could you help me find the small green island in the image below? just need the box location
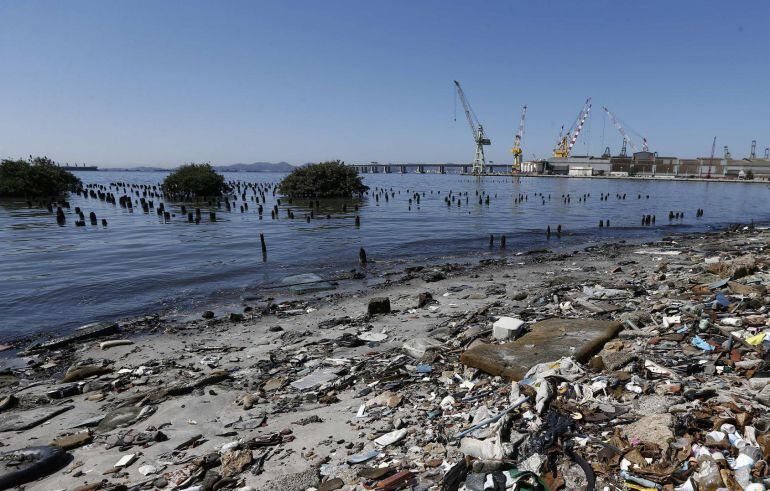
[278,160,368,198]
[0,157,82,198]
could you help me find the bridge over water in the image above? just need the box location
[350,163,512,174]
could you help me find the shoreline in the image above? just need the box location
[1,220,742,348]
[5,169,770,345]
[1,225,769,489]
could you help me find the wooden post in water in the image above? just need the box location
[355,215,360,227]
[500,235,506,248]
[260,233,267,261]
[359,247,367,266]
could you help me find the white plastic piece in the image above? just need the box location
[374,429,407,447]
[492,317,524,340]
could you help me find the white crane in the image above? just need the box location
[454,80,490,174]
[602,106,649,156]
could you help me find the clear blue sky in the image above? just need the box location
[1,1,768,167]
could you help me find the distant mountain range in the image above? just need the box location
[214,162,296,172]
[106,162,299,172]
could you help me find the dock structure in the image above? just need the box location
[351,153,770,180]
[351,163,512,175]
[546,152,770,179]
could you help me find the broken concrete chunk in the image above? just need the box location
[707,254,756,279]
[221,449,252,478]
[510,291,528,301]
[402,337,443,359]
[460,318,622,380]
[318,477,345,491]
[621,413,674,450]
[367,297,391,316]
[417,292,435,308]
[290,369,337,390]
[51,430,92,450]
[266,468,321,491]
[421,270,446,282]
[263,376,287,391]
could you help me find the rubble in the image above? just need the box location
[3,227,770,489]
[367,297,392,316]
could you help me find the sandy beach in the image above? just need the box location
[2,225,770,490]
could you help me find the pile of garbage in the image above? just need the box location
[2,227,770,490]
[302,230,770,490]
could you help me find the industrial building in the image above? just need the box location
[523,152,770,179]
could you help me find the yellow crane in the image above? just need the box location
[553,98,591,158]
[510,105,527,172]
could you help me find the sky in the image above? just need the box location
[1,1,768,167]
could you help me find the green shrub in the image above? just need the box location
[746,169,754,180]
[278,160,368,198]
[162,163,227,198]
[0,157,82,197]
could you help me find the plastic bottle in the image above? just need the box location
[694,454,723,491]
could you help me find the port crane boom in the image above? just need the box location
[602,106,649,156]
[453,80,490,174]
[553,98,592,158]
[510,105,527,170]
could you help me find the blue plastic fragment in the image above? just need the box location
[415,364,433,373]
[715,293,730,308]
[692,335,715,351]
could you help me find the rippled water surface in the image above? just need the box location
[2,170,769,340]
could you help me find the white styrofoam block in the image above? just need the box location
[492,317,525,340]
